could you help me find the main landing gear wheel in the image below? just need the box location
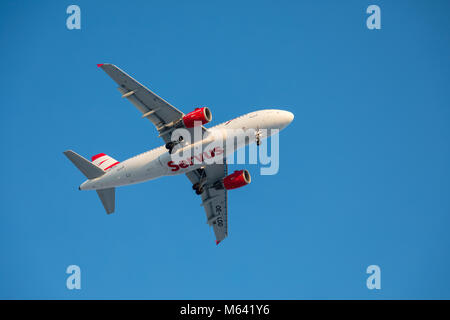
[165,136,184,154]
[165,142,175,154]
[193,182,204,195]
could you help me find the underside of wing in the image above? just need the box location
[98,64,188,141]
[186,163,228,244]
[98,64,210,144]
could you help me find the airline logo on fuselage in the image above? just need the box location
[167,147,224,172]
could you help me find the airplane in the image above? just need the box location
[63,64,294,245]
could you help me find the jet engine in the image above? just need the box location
[182,107,212,128]
[223,170,251,190]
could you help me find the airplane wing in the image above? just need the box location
[186,163,228,244]
[98,63,207,143]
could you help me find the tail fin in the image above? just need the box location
[63,150,105,179]
[91,153,120,171]
[63,150,116,214]
[96,188,115,214]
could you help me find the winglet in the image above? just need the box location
[215,240,221,245]
[97,63,104,68]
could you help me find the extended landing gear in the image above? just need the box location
[192,182,204,195]
[256,129,262,146]
[165,136,184,154]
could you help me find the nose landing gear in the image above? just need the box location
[256,129,262,146]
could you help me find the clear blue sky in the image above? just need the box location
[1,0,449,299]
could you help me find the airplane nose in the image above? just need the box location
[285,111,294,123]
[280,111,294,128]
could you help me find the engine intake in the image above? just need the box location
[223,170,251,190]
[182,107,212,128]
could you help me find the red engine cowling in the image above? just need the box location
[182,107,212,128]
[223,170,251,190]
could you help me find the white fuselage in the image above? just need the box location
[79,109,294,190]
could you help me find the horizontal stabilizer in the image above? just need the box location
[96,188,115,214]
[63,150,105,179]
